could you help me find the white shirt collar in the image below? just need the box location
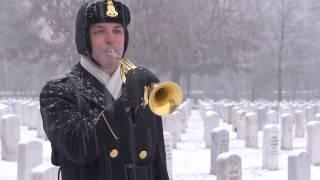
[80,57,122,99]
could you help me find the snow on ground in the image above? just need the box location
[172,109,320,180]
[0,109,319,180]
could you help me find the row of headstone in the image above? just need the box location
[162,100,191,148]
[209,125,314,180]
[1,100,46,139]
[162,99,193,179]
[203,100,320,147]
[13,100,43,134]
[1,98,122,180]
[220,100,319,126]
[200,99,320,172]
[0,107,59,178]
[0,103,50,180]
[1,108,47,162]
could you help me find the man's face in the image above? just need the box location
[89,22,125,71]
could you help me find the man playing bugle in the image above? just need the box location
[40,1,169,179]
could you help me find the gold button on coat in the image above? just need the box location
[109,149,118,158]
[139,150,148,159]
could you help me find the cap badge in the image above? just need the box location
[106,0,119,17]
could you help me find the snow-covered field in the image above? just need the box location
[1,109,319,180]
[172,110,320,180]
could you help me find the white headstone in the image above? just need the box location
[163,132,173,180]
[1,114,21,161]
[177,101,190,132]
[197,102,207,121]
[306,121,320,165]
[281,113,294,150]
[245,112,258,148]
[294,110,306,137]
[257,106,267,130]
[288,151,310,180]
[227,104,234,124]
[21,102,30,126]
[0,103,12,115]
[315,113,320,122]
[0,104,12,135]
[31,163,60,180]
[262,124,279,170]
[231,106,240,131]
[216,152,242,180]
[162,111,182,148]
[222,104,230,123]
[267,110,278,124]
[15,102,24,120]
[210,128,229,175]
[306,106,315,122]
[37,105,47,139]
[28,103,39,130]
[280,106,291,117]
[17,139,43,180]
[204,110,219,148]
[236,110,246,140]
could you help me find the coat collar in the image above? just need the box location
[79,57,122,99]
[68,63,123,108]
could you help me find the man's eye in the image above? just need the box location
[94,30,104,34]
[113,29,123,34]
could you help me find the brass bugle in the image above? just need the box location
[119,58,183,116]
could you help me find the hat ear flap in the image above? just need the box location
[123,28,129,57]
[75,2,90,56]
[119,2,130,56]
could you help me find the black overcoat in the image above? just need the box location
[40,63,169,180]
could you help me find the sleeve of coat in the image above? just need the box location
[40,79,128,165]
[154,117,170,180]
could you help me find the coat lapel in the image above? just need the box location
[68,63,115,108]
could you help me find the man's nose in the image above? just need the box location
[104,32,115,44]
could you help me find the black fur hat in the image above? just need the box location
[75,0,131,57]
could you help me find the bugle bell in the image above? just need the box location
[119,58,183,116]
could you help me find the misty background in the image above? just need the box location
[0,0,320,101]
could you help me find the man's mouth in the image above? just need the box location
[105,48,118,58]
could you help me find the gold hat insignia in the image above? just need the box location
[106,0,118,17]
